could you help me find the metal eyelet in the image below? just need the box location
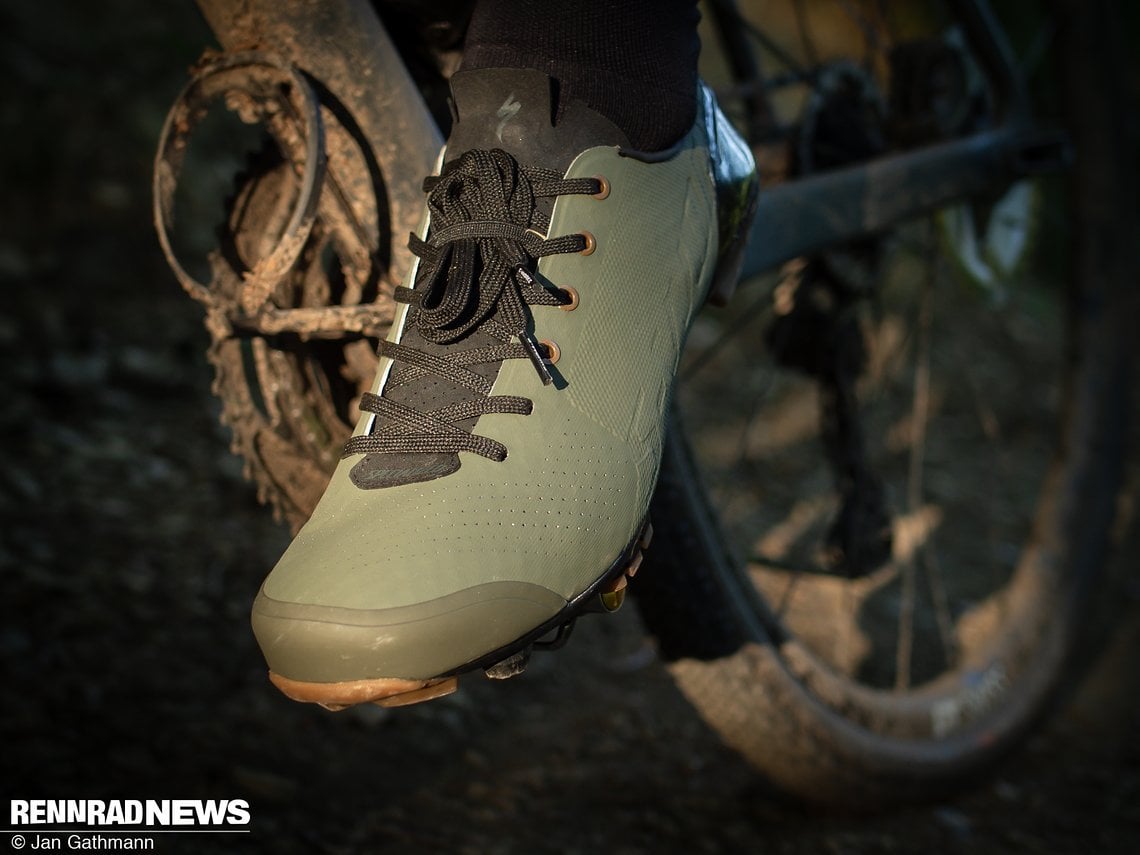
[559,286,579,311]
[540,339,561,364]
[592,175,610,200]
[578,231,596,255]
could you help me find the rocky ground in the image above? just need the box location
[2,3,1138,853]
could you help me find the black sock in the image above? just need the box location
[459,0,701,151]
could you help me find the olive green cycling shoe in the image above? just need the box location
[251,68,757,709]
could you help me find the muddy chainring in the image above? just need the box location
[154,52,396,531]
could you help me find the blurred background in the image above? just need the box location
[2,1,1137,852]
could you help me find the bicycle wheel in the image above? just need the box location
[635,0,1133,805]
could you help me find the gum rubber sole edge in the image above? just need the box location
[265,517,654,710]
[268,672,459,710]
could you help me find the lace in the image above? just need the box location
[342,148,602,463]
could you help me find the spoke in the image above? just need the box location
[921,544,958,668]
[955,324,1005,605]
[749,553,828,577]
[874,0,897,45]
[950,307,1023,630]
[895,560,916,688]
[955,335,1003,444]
[734,368,781,466]
[775,570,802,620]
[792,0,820,67]
[895,222,937,691]
[681,282,774,381]
[832,0,887,60]
[711,364,784,538]
[727,4,814,80]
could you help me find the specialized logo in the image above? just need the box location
[496,94,522,142]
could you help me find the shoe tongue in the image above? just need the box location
[445,67,630,172]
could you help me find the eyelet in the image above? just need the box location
[540,339,561,364]
[578,231,596,256]
[592,175,610,200]
[559,286,579,311]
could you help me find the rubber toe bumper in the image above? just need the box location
[251,580,567,683]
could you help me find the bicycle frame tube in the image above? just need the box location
[191,0,1065,285]
[739,0,1066,279]
[740,125,1066,275]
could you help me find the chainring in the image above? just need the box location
[155,52,398,533]
[209,146,384,531]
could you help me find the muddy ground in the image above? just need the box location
[2,3,1138,853]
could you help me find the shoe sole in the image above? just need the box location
[264,518,654,710]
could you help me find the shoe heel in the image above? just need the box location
[701,83,760,307]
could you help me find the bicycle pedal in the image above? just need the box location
[599,573,629,612]
[533,620,576,652]
[639,521,654,551]
[372,677,458,708]
[627,550,645,578]
[597,517,653,611]
[484,646,532,680]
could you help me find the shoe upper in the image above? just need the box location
[251,68,752,682]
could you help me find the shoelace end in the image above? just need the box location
[521,333,555,385]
